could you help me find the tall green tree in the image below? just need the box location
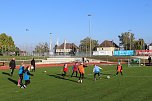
[79,37,98,52]
[133,39,145,50]
[15,47,20,56]
[35,42,49,54]
[118,32,135,50]
[0,33,16,53]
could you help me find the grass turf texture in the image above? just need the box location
[0,65,152,101]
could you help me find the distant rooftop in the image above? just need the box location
[56,43,79,49]
[99,40,119,48]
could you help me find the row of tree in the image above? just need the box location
[118,32,146,50]
[77,32,147,52]
[0,33,20,55]
[34,32,147,53]
[0,32,149,55]
[34,42,49,53]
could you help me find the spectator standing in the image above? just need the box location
[31,58,36,72]
[9,58,16,77]
[148,56,151,66]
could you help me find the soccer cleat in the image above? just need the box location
[21,86,25,89]
[80,80,83,83]
[77,80,80,83]
[23,85,27,88]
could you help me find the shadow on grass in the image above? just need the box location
[102,73,115,76]
[101,73,117,79]
[8,78,18,85]
[2,72,10,76]
[49,74,77,83]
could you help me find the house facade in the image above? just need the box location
[55,43,79,55]
[93,40,119,56]
[97,40,119,51]
[149,43,152,50]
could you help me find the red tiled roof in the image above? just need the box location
[99,40,119,48]
[56,43,79,49]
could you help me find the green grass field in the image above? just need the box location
[0,65,152,101]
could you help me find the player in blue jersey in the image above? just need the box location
[93,65,102,81]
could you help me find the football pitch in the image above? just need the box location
[0,65,152,101]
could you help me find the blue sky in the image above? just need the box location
[0,0,152,50]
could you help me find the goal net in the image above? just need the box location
[118,58,141,67]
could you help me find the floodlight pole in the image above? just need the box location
[129,33,131,50]
[49,33,52,56]
[128,30,132,50]
[88,14,92,57]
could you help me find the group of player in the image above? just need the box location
[62,61,123,83]
[62,62,87,83]
[17,63,34,88]
[62,62,88,83]
[8,57,123,88]
[9,58,35,89]
[9,58,35,88]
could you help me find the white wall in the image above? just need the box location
[56,49,72,53]
[93,51,113,56]
[97,47,118,51]
[149,46,152,50]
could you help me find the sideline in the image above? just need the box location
[0,62,118,70]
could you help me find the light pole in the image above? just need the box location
[128,30,132,50]
[129,33,131,50]
[49,33,53,56]
[125,34,127,50]
[86,40,87,57]
[88,14,92,57]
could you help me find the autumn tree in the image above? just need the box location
[35,42,49,54]
[0,33,16,53]
[133,39,145,50]
[118,32,135,50]
[79,37,98,52]
[118,32,146,50]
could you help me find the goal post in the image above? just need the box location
[118,58,141,67]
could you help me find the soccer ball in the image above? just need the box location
[44,71,47,73]
[107,75,110,79]
[31,66,34,70]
